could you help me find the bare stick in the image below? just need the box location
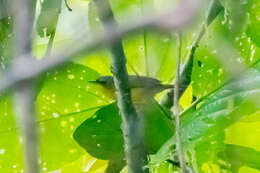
[14,84,40,173]
[0,0,201,94]
[12,0,40,173]
[172,33,186,172]
[93,0,148,172]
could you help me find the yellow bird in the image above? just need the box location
[91,75,174,106]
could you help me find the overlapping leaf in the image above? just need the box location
[73,100,174,161]
[150,60,260,172]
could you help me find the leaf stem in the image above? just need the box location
[173,33,186,172]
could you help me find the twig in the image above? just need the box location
[0,0,201,94]
[44,30,56,57]
[161,0,223,109]
[172,33,186,172]
[12,0,40,173]
[93,0,148,172]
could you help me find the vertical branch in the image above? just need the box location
[12,0,40,173]
[161,0,223,109]
[172,33,186,172]
[93,0,148,172]
[14,84,39,173]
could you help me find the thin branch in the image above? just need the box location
[93,0,148,172]
[161,0,223,109]
[172,33,186,172]
[12,0,40,173]
[0,0,201,94]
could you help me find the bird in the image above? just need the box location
[90,75,174,106]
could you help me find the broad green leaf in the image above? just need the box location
[246,0,260,47]
[0,0,13,70]
[73,100,174,160]
[218,144,260,172]
[85,0,177,83]
[49,153,108,173]
[36,62,113,171]
[192,4,260,98]
[151,60,260,172]
[0,95,24,173]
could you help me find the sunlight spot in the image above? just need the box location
[51,100,56,104]
[78,85,81,89]
[61,121,67,127]
[218,68,223,76]
[42,167,47,171]
[97,144,101,147]
[78,94,81,98]
[46,96,50,100]
[68,74,75,80]
[19,137,23,144]
[13,165,16,168]
[41,112,45,116]
[42,106,47,110]
[97,119,101,123]
[53,113,59,118]
[97,100,102,104]
[86,85,90,90]
[52,94,56,98]
[0,149,5,154]
[67,70,71,73]
[20,169,24,173]
[211,50,217,54]
[80,76,84,80]
[40,127,45,133]
[76,109,81,112]
[4,112,7,116]
[70,125,74,130]
[64,109,68,113]
[69,149,77,154]
[75,102,80,107]
[163,38,169,42]
[53,77,57,80]
[69,117,75,122]
[207,69,213,74]
[82,70,86,73]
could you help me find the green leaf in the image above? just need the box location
[0,0,13,70]
[219,144,260,172]
[86,0,177,82]
[73,100,174,160]
[0,94,24,172]
[36,62,114,171]
[36,0,62,37]
[246,0,260,47]
[151,60,260,171]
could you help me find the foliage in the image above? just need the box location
[0,0,260,173]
